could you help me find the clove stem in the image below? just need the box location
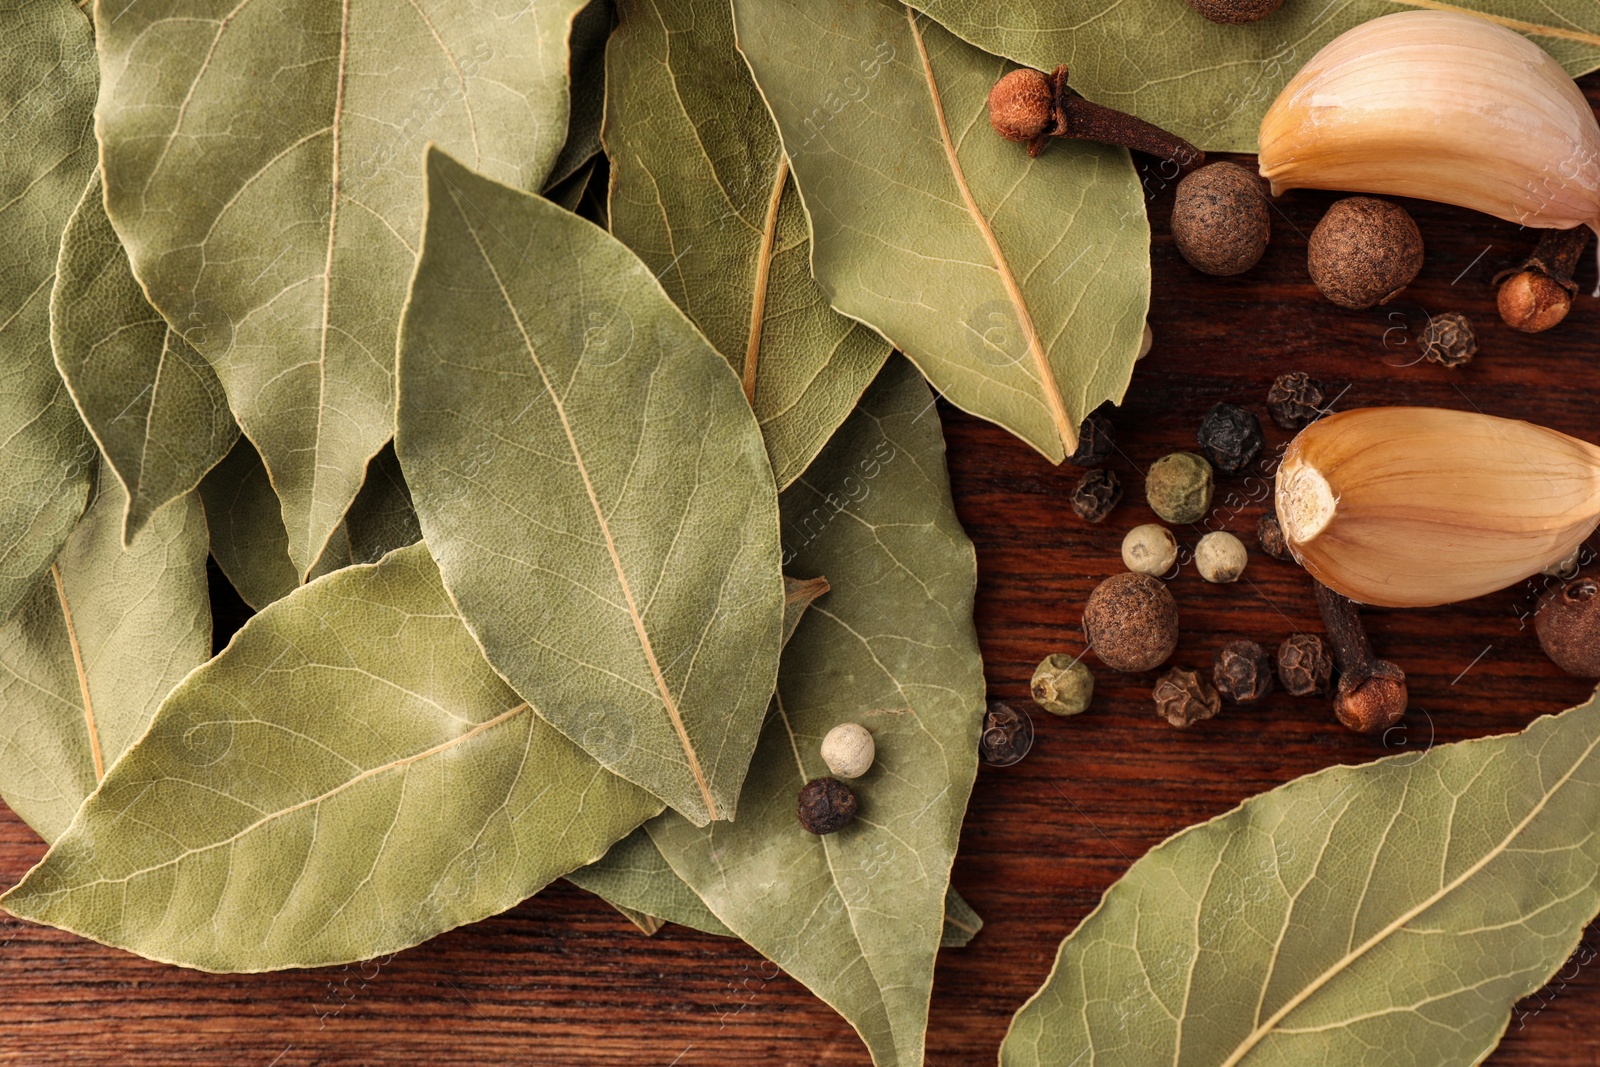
[1314,581,1408,734]
[1495,227,1590,332]
[1037,66,1204,172]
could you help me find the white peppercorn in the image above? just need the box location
[820,723,875,779]
[1122,523,1178,576]
[1195,531,1248,583]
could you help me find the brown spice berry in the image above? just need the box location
[1422,312,1476,368]
[1153,666,1222,727]
[797,777,857,835]
[1171,163,1271,276]
[1307,197,1424,310]
[1266,371,1327,430]
[980,700,1035,766]
[1184,0,1284,24]
[987,69,1055,145]
[1277,633,1333,696]
[1071,468,1121,523]
[1082,572,1180,672]
[1499,271,1573,333]
[1257,510,1292,562]
[1213,640,1274,704]
[1067,406,1115,467]
[1536,578,1600,678]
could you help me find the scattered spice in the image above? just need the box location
[1536,578,1600,678]
[797,777,857,835]
[1307,197,1424,310]
[1266,371,1327,430]
[1184,0,1283,23]
[1145,451,1214,524]
[1213,640,1274,704]
[1422,312,1477,368]
[1315,582,1408,734]
[1067,407,1115,467]
[1257,510,1292,561]
[1071,468,1122,523]
[1031,654,1094,716]
[1171,163,1271,276]
[980,700,1035,766]
[1496,227,1590,333]
[820,723,875,779]
[1277,632,1333,696]
[1196,402,1264,474]
[1122,523,1178,577]
[1195,530,1248,583]
[1153,666,1222,727]
[987,66,1203,170]
[1083,572,1179,672]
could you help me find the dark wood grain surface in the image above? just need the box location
[8,95,1600,1066]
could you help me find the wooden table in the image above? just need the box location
[7,103,1600,1067]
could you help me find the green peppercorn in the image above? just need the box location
[1031,654,1094,716]
[1145,452,1213,524]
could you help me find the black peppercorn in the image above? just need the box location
[1196,402,1264,474]
[1067,409,1115,467]
[1266,372,1327,431]
[1257,510,1291,562]
[1071,468,1121,523]
[1213,640,1274,704]
[1277,633,1333,696]
[1422,312,1477,368]
[1536,578,1600,678]
[1153,666,1221,727]
[980,700,1034,766]
[1082,572,1180,672]
[797,777,857,834]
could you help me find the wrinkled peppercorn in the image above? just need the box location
[1071,468,1122,523]
[1196,402,1264,474]
[797,777,857,834]
[1067,409,1115,467]
[1267,372,1327,431]
[1277,633,1333,696]
[980,700,1035,766]
[1257,510,1291,561]
[1213,640,1274,704]
[1422,312,1477,368]
[1536,578,1600,678]
[1153,666,1222,727]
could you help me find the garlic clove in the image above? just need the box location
[1259,11,1600,232]
[1276,407,1600,608]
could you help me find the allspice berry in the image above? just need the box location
[1277,633,1333,696]
[1153,666,1221,727]
[1146,451,1213,524]
[1307,197,1424,310]
[1213,640,1273,704]
[1184,0,1283,24]
[1031,654,1094,716]
[988,68,1054,144]
[1171,163,1271,276]
[1083,572,1179,672]
[1422,312,1476,368]
[798,777,857,835]
[1536,578,1600,678]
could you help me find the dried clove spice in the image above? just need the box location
[1315,582,1407,734]
[988,66,1203,170]
[1496,227,1590,333]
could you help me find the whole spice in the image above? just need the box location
[980,700,1035,766]
[1185,0,1282,24]
[1497,228,1591,333]
[1082,572,1179,672]
[1536,578,1600,677]
[1031,654,1094,716]
[988,66,1203,169]
[1195,531,1248,583]
[1122,523,1178,577]
[1277,633,1333,696]
[1258,11,1600,230]
[1196,402,1264,474]
[1213,640,1274,704]
[1421,312,1476,368]
[1257,510,1292,561]
[1171,163,1271,276]
[1266,372,1327,430]
[1316,582,1408,734]
[820,723,875,779]
[1145,452,1214,524]
[1275,407,1600,607]
[797,777,857,835]
[1071,468,1121,523]
[1307,197,1424,310]
[1153,666,1222,727]
[1067,407,1115,467]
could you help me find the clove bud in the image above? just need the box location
[1315,582,1406,734]
[989,67,1202,171]
[1496,227,1591,333]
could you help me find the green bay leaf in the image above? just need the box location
[1003,688,1600,1066]
[607,0,890,487]
[731,0,1149,464]
[396,148,784,827]
[0,473,210,845]
[648,357,985,1067]
[1,543,659,972]
[52,171,238,544]
[906,1,1600,153]
[0,0,98,623]
[93,0,594,578]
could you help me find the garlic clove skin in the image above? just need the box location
[1276,407,1600,608]
[1259,11,1600,232]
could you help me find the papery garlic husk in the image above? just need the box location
[1259,11,1600,232]
[1277,407,1600,608]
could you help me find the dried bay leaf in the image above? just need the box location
[1,544,660,972]
[731,0,1148,464]
[1003,688,1600,1066]
[396,149,784,827]
[0,0,99,624]
[606,0,890,487]
[545,0,615,192]
[52,171,238,544]
[93,0,594,578]
[0,474,209,845]
[783,575,831,645]
[648,357,985,1067]
[905,1,1600,153]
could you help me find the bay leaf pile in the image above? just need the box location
[4,0,1600,1064]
